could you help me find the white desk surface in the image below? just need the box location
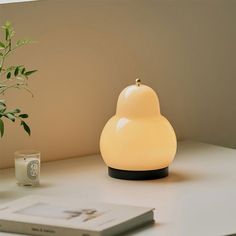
[0,141,235,236]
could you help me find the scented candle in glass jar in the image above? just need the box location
[15,150,40,186]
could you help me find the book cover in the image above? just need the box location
[0,195,154,236]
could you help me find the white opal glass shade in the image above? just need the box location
[100,81,177,178]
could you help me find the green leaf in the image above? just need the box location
[5,28,9,41]
[0,101,6,110]
[0,41,5,48]
[0,105,5,112]
[0,102,6,107]
[14,66,19,76]
[3,21,12,41]
[5,113,15,122]
[0,108,6,113]
[9,30,15,39]
[21,67,25,74]
[0,100,6,106]
[11,108,21,113]
[16,39,33,47]
[4,21,11,28]
[21,121,31,136]
[6,72,11,79]
[0,42,5,50]
[19,113,28,119]
[0,119,4,137]
[24,70,37,76]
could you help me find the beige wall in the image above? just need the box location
[0,0,235,168]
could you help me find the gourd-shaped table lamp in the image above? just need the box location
[100,79,177,180]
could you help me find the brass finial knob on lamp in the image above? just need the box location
[100,79,177,180]
[136,78,141,86]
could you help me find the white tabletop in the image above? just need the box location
[0,141,235,236]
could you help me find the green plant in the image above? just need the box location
[0,21,37,137]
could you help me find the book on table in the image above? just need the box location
[0,195,154,236]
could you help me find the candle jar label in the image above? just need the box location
[27,160,40,180]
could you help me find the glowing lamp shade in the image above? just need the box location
[100,79,177,180]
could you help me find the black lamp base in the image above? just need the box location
[108,166,168,180]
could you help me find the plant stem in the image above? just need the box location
[0,39,12,77]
